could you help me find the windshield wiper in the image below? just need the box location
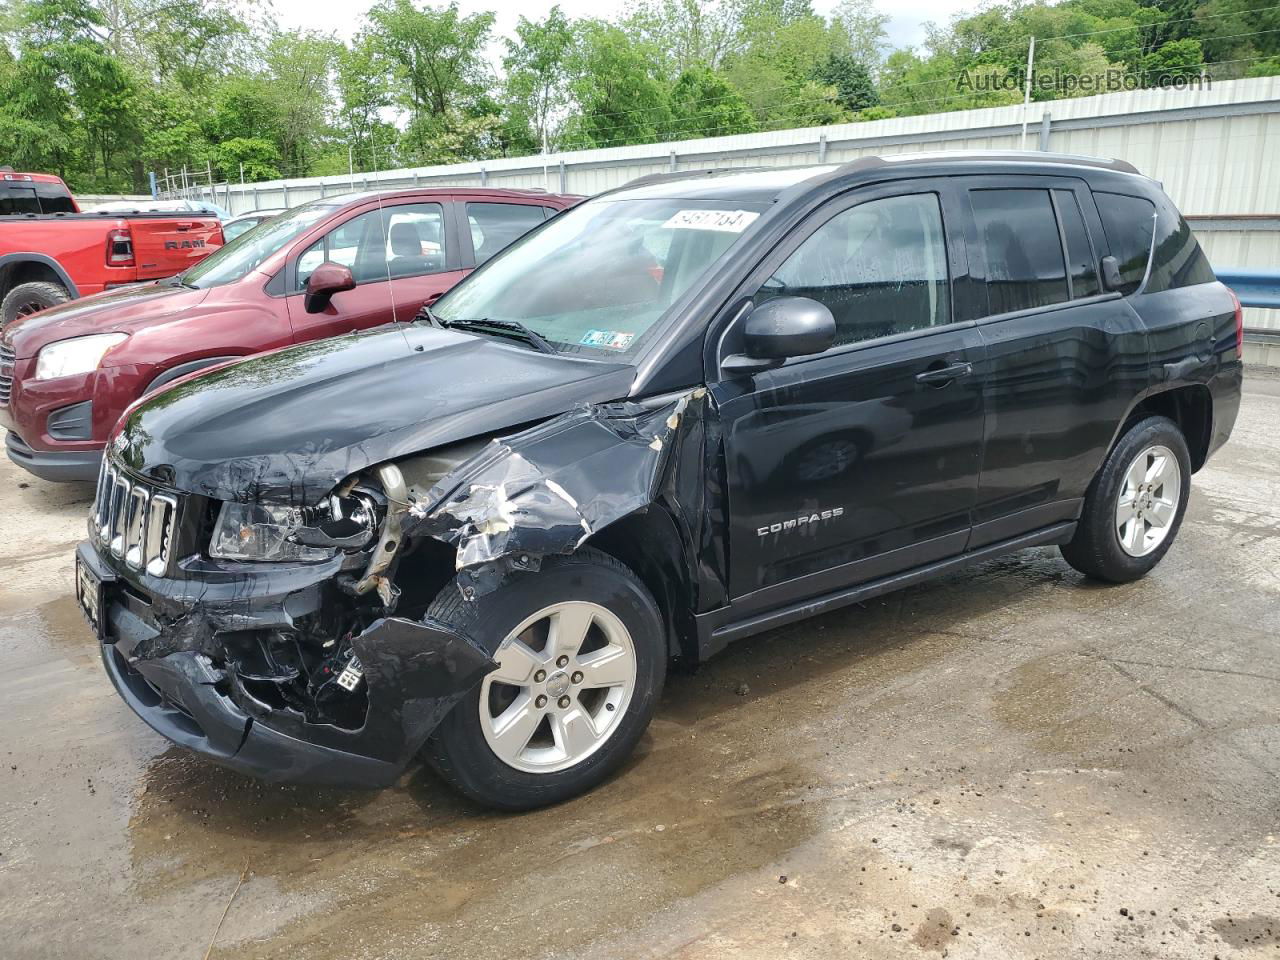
[440,317,558,355]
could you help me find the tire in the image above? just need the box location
[423,547,666,810]
[1060,415,1192,583]
[1,281,71,329]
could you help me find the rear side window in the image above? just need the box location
[1095,192,1155,296]
[971,189,1068,314]
[467,202,547,265]
[1053,190,1100,298]
[1145,193,1216,293]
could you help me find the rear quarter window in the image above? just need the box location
[1095,192,1155,296]
[1144,193,1216,293]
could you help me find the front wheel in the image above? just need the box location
[1060,415,1191,583]
[422,548,666,810]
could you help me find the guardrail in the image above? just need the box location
[1216,269,1280,311]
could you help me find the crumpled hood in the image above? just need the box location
[111,322,635,503]
[5,281,208,359]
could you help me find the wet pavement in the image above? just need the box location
[1,380,1278,960]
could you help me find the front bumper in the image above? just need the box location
[80,542,495,788]
[6,430,101,482]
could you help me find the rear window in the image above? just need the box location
[1145,193,1216,293]
[0,184,40,215]
[1095,192,1156,296]
[35,182,75,214]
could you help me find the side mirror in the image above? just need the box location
[1100,255,1124,292]
[722,296,837,375]
[304,261,356,313]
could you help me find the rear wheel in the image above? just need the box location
[1,281,71,329]
[423,548,666,810]
[1060,415,1191,583]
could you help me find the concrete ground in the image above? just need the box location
[1,381,1278,960]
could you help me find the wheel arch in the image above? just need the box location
[581,506,700,665]
[0,253,79,301]
[1117,383,1214,473]
[143,355,244,395]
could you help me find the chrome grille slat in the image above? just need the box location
[90,460,179,577]
[0,341,14,407]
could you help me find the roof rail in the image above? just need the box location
[859,150,1141,175]
[605,166,776,196]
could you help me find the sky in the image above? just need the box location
[270,0,974,59]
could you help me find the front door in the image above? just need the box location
[712,181,987,607]
[286,200,465,340]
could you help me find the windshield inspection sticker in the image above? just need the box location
[580,330,635,350]
[662,209,760,233]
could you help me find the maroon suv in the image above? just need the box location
[0,187,579,481]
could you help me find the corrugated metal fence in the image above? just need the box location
[205,75,1280,365]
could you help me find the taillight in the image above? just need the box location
[106,227,134,267]
[1230,288,1244,359]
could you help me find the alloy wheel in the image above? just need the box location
[1115,443,1181,557]
[479,601,637,774]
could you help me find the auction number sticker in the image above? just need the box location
[661,209,760,233]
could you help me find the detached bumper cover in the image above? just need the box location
[82,543,495,788]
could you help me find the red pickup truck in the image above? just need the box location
[1,186,579,480]
[0,172,224,326]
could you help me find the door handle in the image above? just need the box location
[916,361,972,385]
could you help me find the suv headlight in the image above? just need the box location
[35,333,128,380]
[209,494,378,562]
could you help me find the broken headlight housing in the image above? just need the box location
[209,493,378,562]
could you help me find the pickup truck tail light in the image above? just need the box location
[106,227,135,267]
[1230,289,1243,359]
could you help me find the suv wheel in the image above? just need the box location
[1,281,71,329]
[423,548,666,810]
[1060,415,1191,583]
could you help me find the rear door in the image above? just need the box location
[713,179,987,605]
[960,176,1150,547]
[128,215,224,279]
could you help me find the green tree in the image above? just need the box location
[502,6,573,154]
[812,52,878,111]
[665,66,757,139]
[366,0,495,161]
[563,21,671,148]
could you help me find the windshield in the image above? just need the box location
[433,197,769,358]
[180,200,341,289]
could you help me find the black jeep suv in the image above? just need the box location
[78,153,1242,809]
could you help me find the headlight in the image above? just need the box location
[35,333,128,380]
[209,495,377,562]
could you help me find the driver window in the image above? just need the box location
[296,210,380,290]
[295,203,447,290]
[759,194,951,347]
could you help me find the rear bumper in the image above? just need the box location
[6,430,101,481]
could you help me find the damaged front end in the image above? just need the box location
[85,387,717,787]
[82,461,497,787]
